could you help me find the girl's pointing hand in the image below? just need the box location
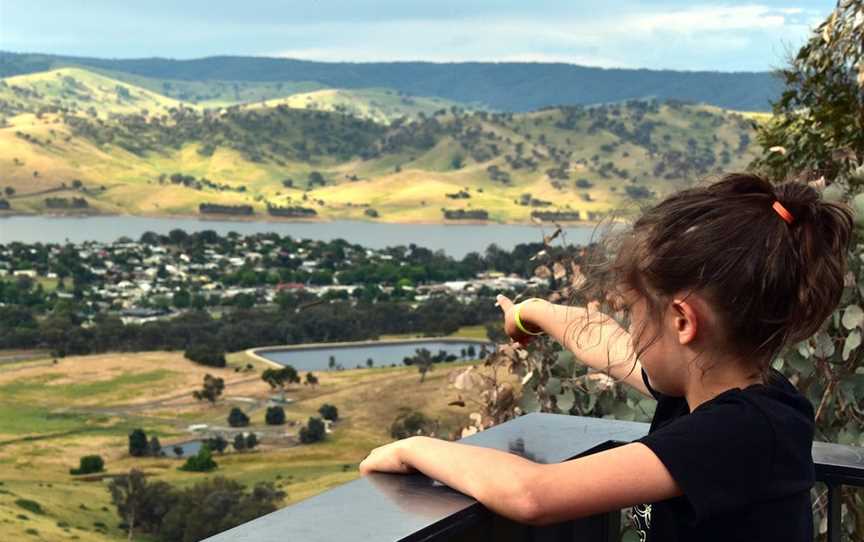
[495,294,541,348]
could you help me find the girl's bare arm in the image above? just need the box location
[394,436,680,526]
[518,299,651,397]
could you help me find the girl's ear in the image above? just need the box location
[670,298,698,345]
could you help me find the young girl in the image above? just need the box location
[358,173,854,541]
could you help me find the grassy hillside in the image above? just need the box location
[244,88,471,124]
[0,328,498,541]
[0,68,183,118]
[0,51,782,111]
[0,75,761,224]
[88,68,327,108]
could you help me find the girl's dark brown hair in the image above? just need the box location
[585,172,854,380]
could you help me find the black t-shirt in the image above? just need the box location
[631,367,815,542]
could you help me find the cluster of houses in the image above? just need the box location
[0,237,548,322]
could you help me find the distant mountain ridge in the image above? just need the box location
[0,51,782,112]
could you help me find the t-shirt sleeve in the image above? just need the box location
[636,395,776,522]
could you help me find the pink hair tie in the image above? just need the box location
[772,201,794,224]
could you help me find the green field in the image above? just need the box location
[0,327,503,541]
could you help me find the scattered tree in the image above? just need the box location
[192,374,225,405]
[184,344,226,367]
[70,455,104,475]
[179,445,217,472]
[108,469,149,540]
[265,406,286,425]
[318,404,339,422]
[148,436,162,457]
[204,436,229,454]
[299,417,326,444]
[261,366,299,402]
[390,408,437,439]
[227,407,250,428]
[128,429,149,457]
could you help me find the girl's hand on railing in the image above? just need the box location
[495,294,543,348]
[359,438,418,475]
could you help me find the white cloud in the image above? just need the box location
[621,5,790,33]
[264,4,822,71]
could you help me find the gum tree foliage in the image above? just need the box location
[204,435,229,454]
[106,470,282,542]
[265,405,286,425]
[70,455,104,475]
[179,444,217,472]
[318,403,338,421]
[227,407,250,428]
[299,417,326,443]
[261,366,300,401]
[192,373,225,405]
[749,2,864,538]
[128,429,149,457]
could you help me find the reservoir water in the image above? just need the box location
[254,338,493,371]
[0,216,599,258]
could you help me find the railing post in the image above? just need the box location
[825,482,841,542]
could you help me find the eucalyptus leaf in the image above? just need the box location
[842,329,861,361]
[518,390,540,413]
[586,392,598,413]
[554,351,577,375]
[637,399,657,419]
[786,351,814,376]
[611,402,637,421]
[823,183,845,202]
[813,331,836,358]
[556,391,576,413]
[852,373,864,399]
[842,304,864,330]
[853,193,864,228]
[545,377,562,396]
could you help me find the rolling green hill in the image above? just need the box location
[0,51,782,112]
[86,68,327,107]
[0,68,762,224]
[242,88,474,124]
[0,67,183,117]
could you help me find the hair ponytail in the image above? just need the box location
[773,181,854,345]
[595,173,855,378]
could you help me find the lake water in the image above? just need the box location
[169,440,203,458]
[0,216,599,258]
[255,338,494,371]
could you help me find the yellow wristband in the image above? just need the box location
[514,298,545,336]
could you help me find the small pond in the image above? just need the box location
[166,440,204,458]
[255,338,494,372]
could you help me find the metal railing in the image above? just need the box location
[205,413,864,542]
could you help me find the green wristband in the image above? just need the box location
[514,298,545,336]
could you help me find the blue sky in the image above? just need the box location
[0,1,835,71]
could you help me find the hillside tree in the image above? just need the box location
[192,373,225,405]
[261,366,300,402]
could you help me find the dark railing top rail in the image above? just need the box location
[204,413,864,542]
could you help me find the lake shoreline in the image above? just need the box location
[0,209,607,228]
[0,215,604,258]
[251,337,494,371]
